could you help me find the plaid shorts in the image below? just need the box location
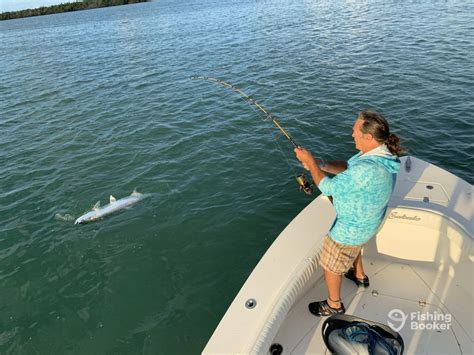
[319,235,363,275]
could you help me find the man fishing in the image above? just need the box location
[294,111,403,316]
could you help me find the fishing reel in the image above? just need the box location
[296,173,313,195]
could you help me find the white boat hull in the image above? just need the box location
[203,156,473,354]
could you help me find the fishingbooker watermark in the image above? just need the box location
[387,309,452,332]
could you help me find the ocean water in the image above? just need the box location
[0,0,472,353]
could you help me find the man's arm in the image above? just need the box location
[294,147,326,185]
[317,160,347,175]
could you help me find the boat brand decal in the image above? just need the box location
[388,211,421,221]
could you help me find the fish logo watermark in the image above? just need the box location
[387,309,407,331]
[387,309,452,332]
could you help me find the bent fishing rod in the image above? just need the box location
[190,75,313,195]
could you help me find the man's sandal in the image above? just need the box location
[308,299,346,316]
[344,268,370,288]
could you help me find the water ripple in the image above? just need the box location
[0,0,472,353]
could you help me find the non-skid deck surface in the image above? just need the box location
[273,257,471,354]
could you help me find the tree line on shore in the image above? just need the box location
[0,0,149,21]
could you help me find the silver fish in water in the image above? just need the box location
[75,190,143,224]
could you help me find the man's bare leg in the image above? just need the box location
[352,251,366,279]
[324,269,343,308]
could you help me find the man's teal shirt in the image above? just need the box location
[318,145,401,246]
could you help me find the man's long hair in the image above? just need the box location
[358,111,405,157]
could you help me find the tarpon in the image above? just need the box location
[75,190,143,224]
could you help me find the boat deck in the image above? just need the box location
[273,250,472,354]
[202,157,473,355]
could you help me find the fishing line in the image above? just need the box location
[245,98,297,175]
[191,75,313,194]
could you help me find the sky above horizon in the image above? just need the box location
[0,0,75,12]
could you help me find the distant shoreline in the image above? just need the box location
[0,0,149,21]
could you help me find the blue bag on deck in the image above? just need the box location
[322,314,404,355]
